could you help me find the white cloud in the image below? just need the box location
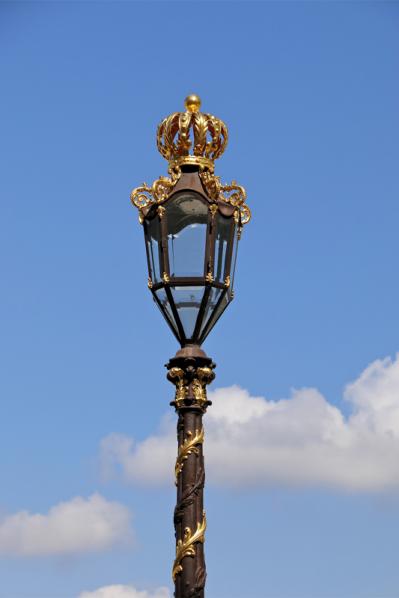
[79,585,170,598]
[100,354,399,492]
[0,494,133,556]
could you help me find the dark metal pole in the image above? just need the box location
[166,345,215,598]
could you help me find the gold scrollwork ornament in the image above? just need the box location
[172,512,207,581]
[175,428,204,481]
[199,170,251,225]
[130,165,181,216]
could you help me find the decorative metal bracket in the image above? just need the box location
[199,169,251,225]
[130,165,182,222]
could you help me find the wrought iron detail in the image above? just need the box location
[174,466,205,526]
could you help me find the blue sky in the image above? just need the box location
[1,1,399,597]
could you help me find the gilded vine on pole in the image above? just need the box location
[175,428,204,481]
[172,513,207,582]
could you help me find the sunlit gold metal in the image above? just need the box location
[157,96,228,168]
[185,94,201,113]
[131,95,251,228]
[157,206,166,219]
[175,428,204,481]
[200,170,251,225]
[205,271,214,283]
[224,275,231,288]
[130,165,181,215]
[169,155,215,171]
[169,367,186,404]
[192,379,206,404]
[148,277,153,289]
[209,203,218,220]
[162,272,170,283]
[172,512,207,581]
[191,367,212,404]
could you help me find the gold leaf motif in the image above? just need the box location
[130,166,181,211]
[175,428,204,481]
[199,171,251,225]
[177,112,192,155]
[192,367,214,404]
[156,117,169,160]
[172,512,207,581]
[200,170,219,201]
[156,100,228,168]
[209,203,218,219]
[157,206,165,219]
[205,114,221,159]
[164,113,180,159]
[169,367,186,403]
[129,183,153,209]
[193,112,208,157]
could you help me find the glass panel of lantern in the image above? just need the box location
[153,286,179,338]
[164,191,208,341]
[214,212,233,283]
[229,220,240,299]
[166,191,208,278]
[143,188,241,345]
[199,211,237,342]
[143,212,162,284]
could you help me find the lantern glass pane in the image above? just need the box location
[230,224,240,297]
[154,288,179,335]
[199,286,223,336]
[171,286,204,340]
[202,291,230,341]
[144,215,162,283]
[166,192,208,278]
[214,213,233,283]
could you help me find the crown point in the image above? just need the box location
[185,94,201,113]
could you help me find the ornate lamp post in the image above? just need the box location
[130,95,250,598]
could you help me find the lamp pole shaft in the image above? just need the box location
[167,351,215,598]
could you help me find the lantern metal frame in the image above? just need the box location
[142,167,241,347]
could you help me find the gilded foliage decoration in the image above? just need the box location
[130,165,181,215]
[157,110,228,163]
[175,428,204,481]
[199,170,251,225]
[172,513,207,582]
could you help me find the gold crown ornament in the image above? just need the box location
[130,94,251,225]
[157,94,228,170]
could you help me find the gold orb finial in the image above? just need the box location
[184,94,201,113]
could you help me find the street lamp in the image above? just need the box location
[130,94,250,598]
